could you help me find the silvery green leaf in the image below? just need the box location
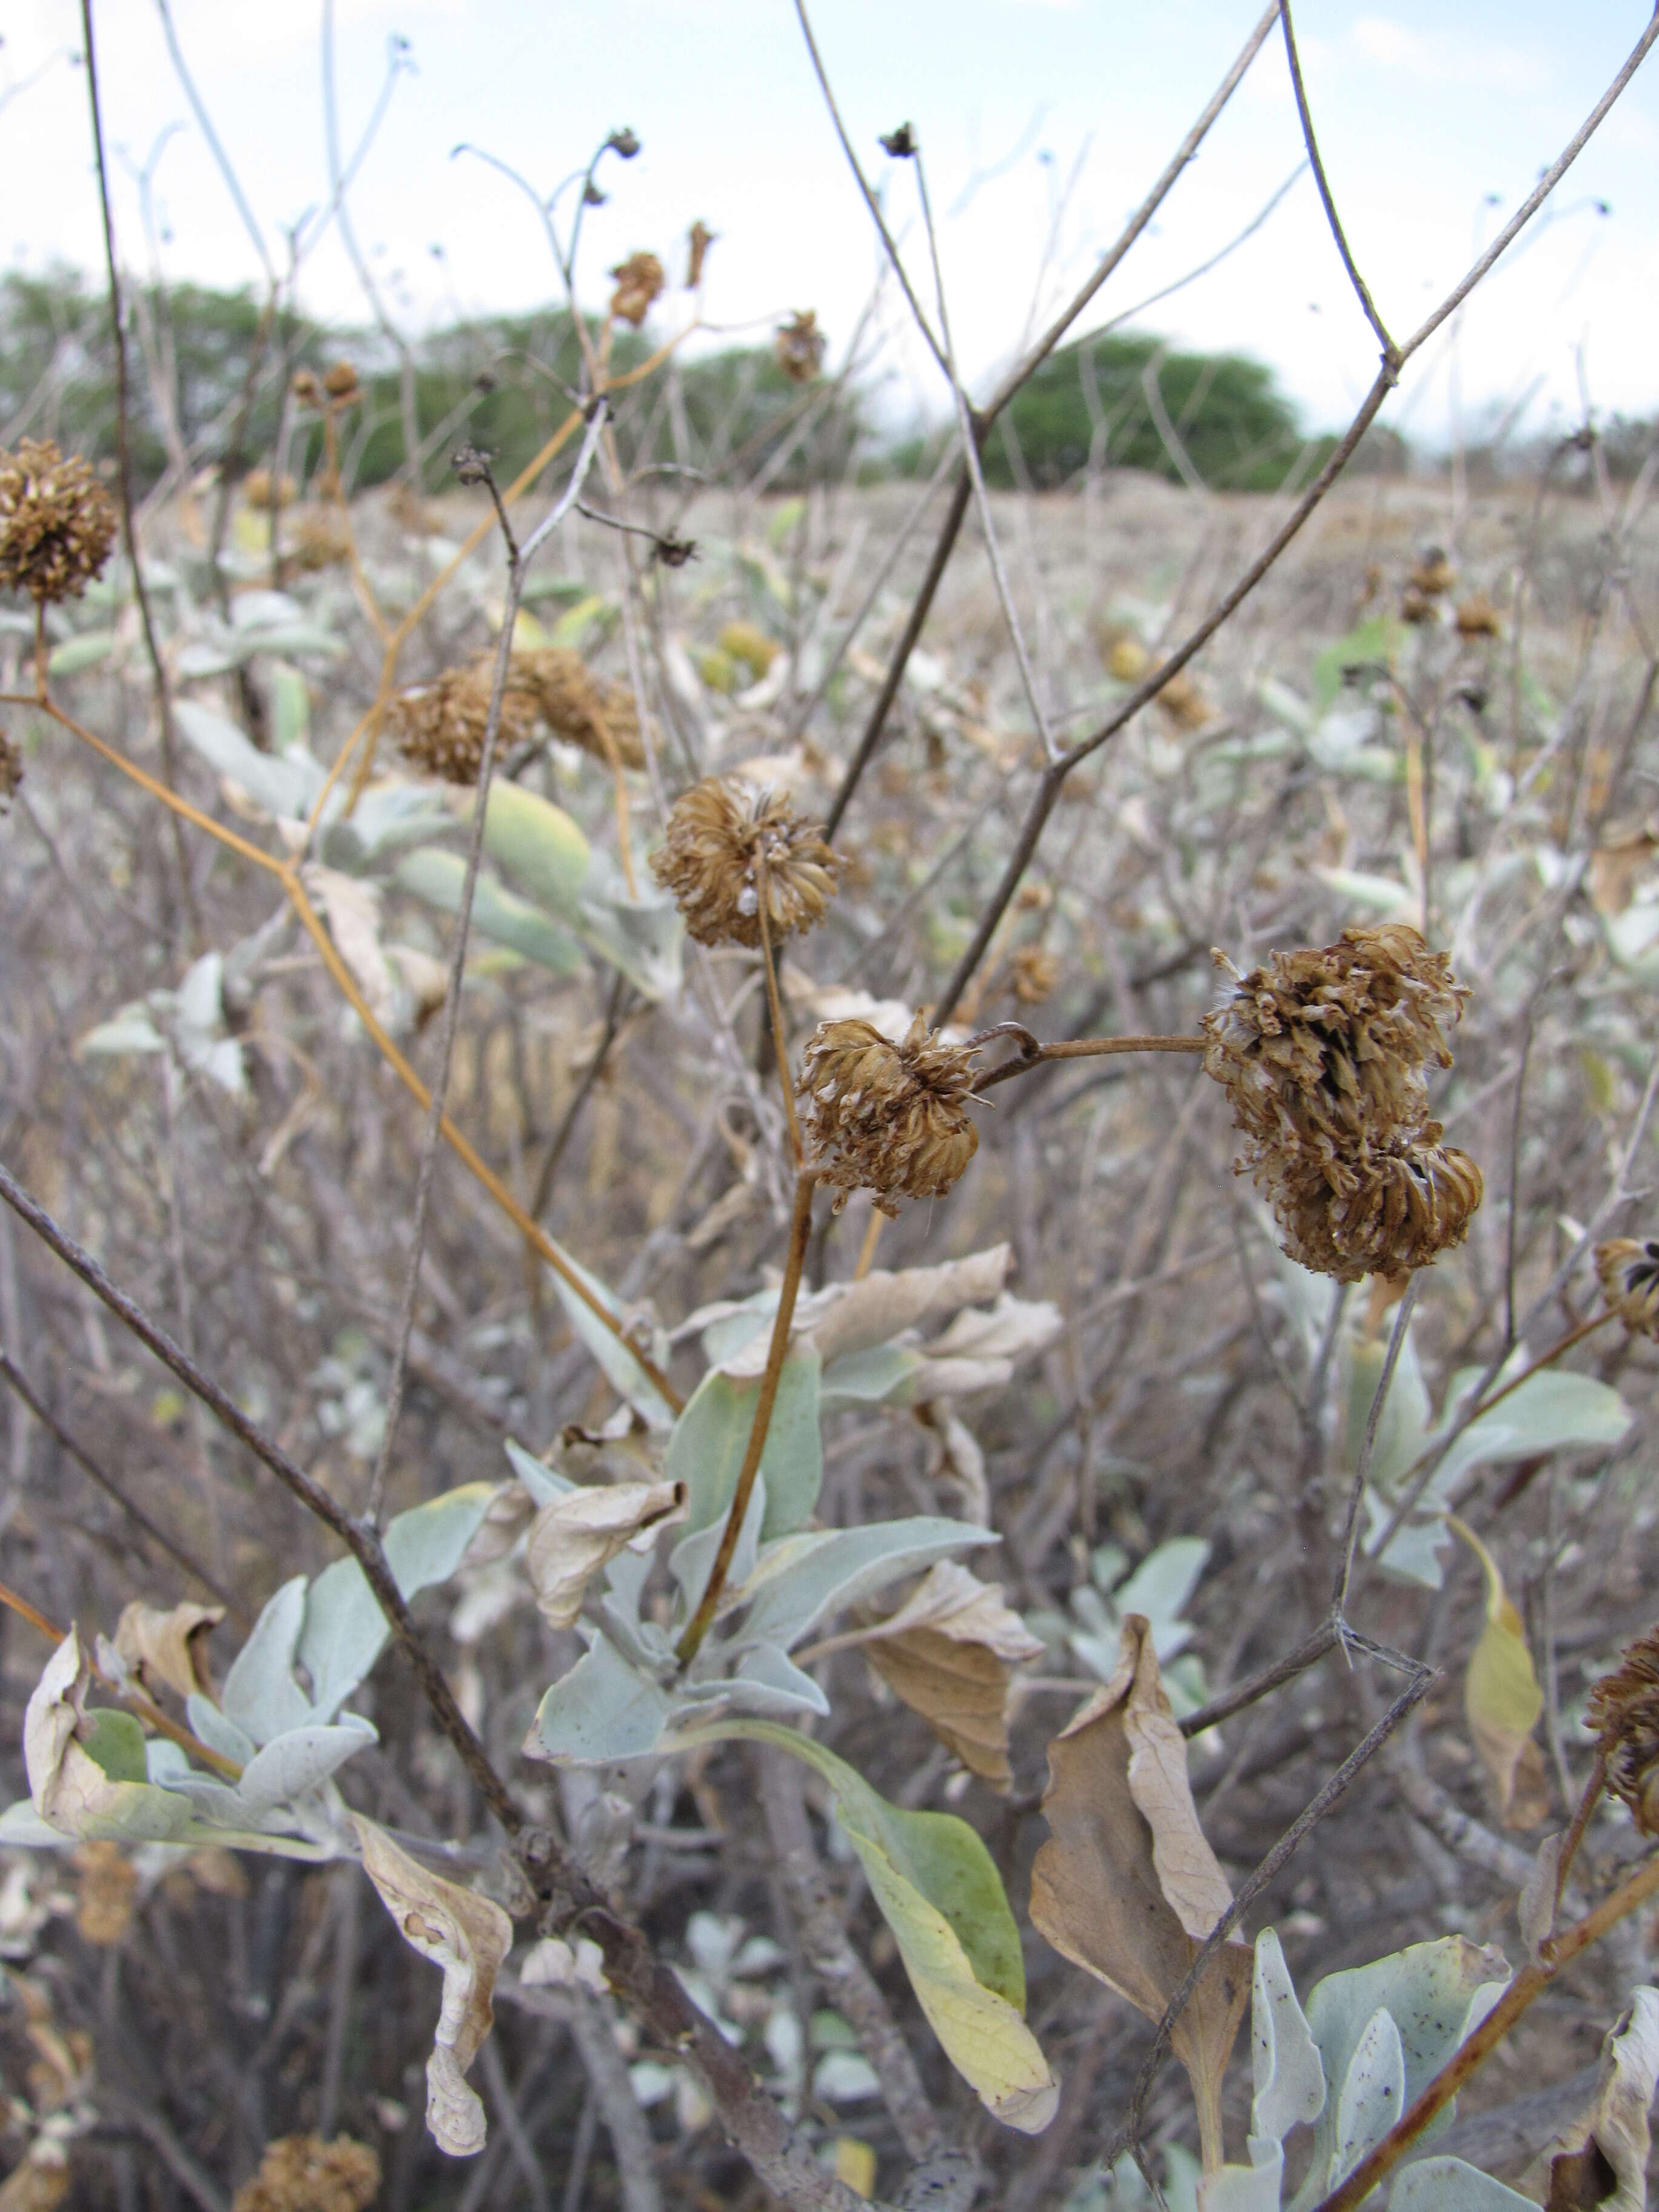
[1389,2159,1535,2209]
[732,1518,996,1655]
[233,1718,377,1812]
[1327,2006,1404,2191]
[813,2049,882,2103]
[1110,1538,1210,1652]
[1342,1327,1432,1496]
[599,1595,674,1674]
[175,699,323,819]
[298,1481,498,1721]
[691,1287,777,1369]
[503,1436,575,1508]
[603,1544,652,1618]
[1428,1368,1631,1497]
[1287,1938,1510,2211]
[728,1643,830,1718]
[547,1253,676,1431]
[1250,1928,1326,2146]
[47,629,118,677]
[394,848,586,974]
[173,952,247,1096]
[268,661,309,749]
[1257,678,1315,736]
[819,1344,924,1410]
[668,1353,821,1540]
[672,1480,769,1629]
[0,1801,74,1848]
[186,1694,255,1768]
[575,881,684,1001]
[78,1007,167,1056]
[526,1629,677,1763]
[477,782,589,922]
[1196,2139,1283,2211]
[231,589,307,630]
[1362,1492,1451,1589]
[323,781,451,863]
[221,1577,314,1746]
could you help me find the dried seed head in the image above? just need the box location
[880,122,919,158]
[512,646,645,769]
[230,2135,381,2212]
[717,620,779,680]
[72,1841,137,1946]
[775,310,826,385]
[281,508,352,575]
[0,439,118,605]
[1275,1133,1483,1284]
[651,776,837,948]
[1409,546,1455,596]
[1011,945,1059,1005]
[321,359,360,400]
[686,220,716,287]
[1205,925,1477,1278]
[1399,583,1435,626]
[0,726,21,813]
[1155,667,1210,730]
[387,662,541,785]
[798,1011,980,1216]
[609,252,665,326]
[1595,1238,1659,1340]
[1455,592,1501,639]
[242,468,297,512]
[1586,1627,1659,1834]
[290,369,323,406]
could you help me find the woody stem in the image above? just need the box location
[755,854,804,1168]
[971,1033,1205,1093]
[676,1170,818,1667]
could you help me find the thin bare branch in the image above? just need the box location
[1279,0,1396,361]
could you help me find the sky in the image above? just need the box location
[2,0,1656,451]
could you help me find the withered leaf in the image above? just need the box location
[352,1815,514,2157]
[1030,1616,1250,2170]
[1532,1986,1659,2211]
[113,1600,223,1702]
[525,1479,686,1629]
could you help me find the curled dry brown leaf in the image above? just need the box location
[351,1815,514,2158]
[1526,1987,1659,2211]
[112,1599,223,1702]
[524,1477,687,1629]
[1028,1615,1250,2170]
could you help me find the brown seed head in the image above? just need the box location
[512,647,645,769]
[651,776,837,948]
[72,1840,138,1946]
[231,2136,381,2212]
[1155,667,1209,730]
[0,439,118,605]
[290,369,324,406]
[686,220,716,287]
[775,310,827,384]
[1409,546,1455,596]
[1399,583,1435,626]
[798,1011,980,1216]
[1595,1238,1659,1340]
[242,468,298,512]
[1205,925,1477,1278]
[0,726,21,813]
[1011,945,1059,1005]
[609,252,665,326]
[1455,591,1501,639]
[387,661,541,785]
[281,509,352,575]
[322,359,360,400]
[1586,1626,1659,1834]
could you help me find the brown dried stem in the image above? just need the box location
[756,853,805,1168]
[972,1031,1207,1094]
[676,1170,818,1666]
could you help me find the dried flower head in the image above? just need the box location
[231,2135,381,2212]
[1586,1626,1659,1833]
[1399,583,1435,626]
[1155,668,1210,731]
[322,360,360,400]
[880,122,918,158]
[776,310,827,385]
[1409,546,1455,597]
[651,776,837,947]
[387,662,541,785]
[1455,592,1501,639]
[281,509,352,575]
[512,647,644,769]
[686,220,716,287]
[242,468,297,512]
[1595,1238,1659,1339]
[290,369,324,406]
[717,620,779,680]
[609,252,665,326]
[72,1840,138,1946]
[799,1011,980,1215]
[1205,925,1476,1278]
[1275,1132,1483,1283]
[0,440,118,605]
[0,726,21,813]
[1011,945,1059,1005]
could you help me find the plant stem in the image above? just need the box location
[1315,1847,1659,2211]
[973,1033,1206,1094]
[676,1171,817,1666]
[755,856,803,1168]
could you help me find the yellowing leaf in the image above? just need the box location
[1030,1617,1250,2171]
[525,1480,686,1629]
[705,1720,1057,2133]
[113,1601,223,1703]
[1449,1518,1546,1828]
[352,1815,514,2157]
[833,2137,877,2198]
[24,1632,196,1845]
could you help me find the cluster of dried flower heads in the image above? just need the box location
[798,1012,980,1216]
[1586,1624,1659,1834]
[775,310,827,384]
[0,440,118,605]
[1204,923,1482,1279]
[1595,1237,1659,1339]
[609,252,665,326]
[230,2135,380,2212]
[651,776,837,948]
[389,649,643,785]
